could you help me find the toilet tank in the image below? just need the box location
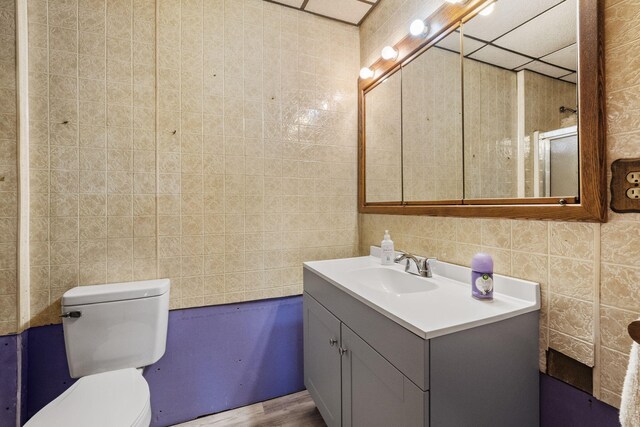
[61,279,170,378]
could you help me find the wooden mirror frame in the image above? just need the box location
[358,0,606,222]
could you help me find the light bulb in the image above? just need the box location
[479,2,495,16]
[381,46,398,61]
[409,19,427,36]
[359,67,374,79]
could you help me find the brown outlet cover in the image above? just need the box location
[611,158,640,213]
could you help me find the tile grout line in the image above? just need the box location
[130,0,134,283]
[593,224,602,399]
[154,0,160,282]
[75,0,80,293]
[103,0,108,286]
[546,219,550,367]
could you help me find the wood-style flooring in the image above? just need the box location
[173,390,327,427]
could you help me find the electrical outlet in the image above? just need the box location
[628,188,640,199]
[628,172,640,184]
[611,158,640,213]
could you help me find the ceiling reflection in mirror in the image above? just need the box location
[463,0,578,199]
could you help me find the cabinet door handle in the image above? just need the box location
[338,347,348,356]
[329,338,338,347]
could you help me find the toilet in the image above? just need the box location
[25,279,170,427]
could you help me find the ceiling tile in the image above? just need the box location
[435,31,462,52]
[269,0,304,7]
[468,44,531,70]
[560,73,577,83]
[435,32,487,54]
[493,0,577,59]
[540,43,577,71]
[463,0,563,42]
[516,60,573,78]
[305,0,371,25]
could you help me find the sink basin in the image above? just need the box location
[345,267,437,296]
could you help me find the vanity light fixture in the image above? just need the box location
[381,46,399,61]
[409,19,428,37]
[479,1,496,16]
[360,67,374,79]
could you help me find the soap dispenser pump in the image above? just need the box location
[381,230,394,265]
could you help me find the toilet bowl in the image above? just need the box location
[25,279,170,427]
[25,368,151,427]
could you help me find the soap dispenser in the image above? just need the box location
[381,230,394,265]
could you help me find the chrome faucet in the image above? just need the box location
[394,252,437,278]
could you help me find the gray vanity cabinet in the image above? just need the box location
[304,268,539,427]
[304,293,426,427]
[304,293,342,427]
[341,325,425,427]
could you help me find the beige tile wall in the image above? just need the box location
[26,0,360,326]
[28,0,158,326]
[463,58,518,199]
[360,0,640,408]
[0,0,18,335]
[402,47,462,201]
[155,0,360,309]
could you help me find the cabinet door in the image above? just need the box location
[341,325,426,427]
[304,294,342,427]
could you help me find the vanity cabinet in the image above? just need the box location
[304,294,425,427]
[303,293,342,426]
[303,268,539,427]
[341,324,425,427]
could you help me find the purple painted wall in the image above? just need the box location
[541,374,620,427]
[0,296,622,427]
[23,296,304,426]
[145,297,304,426]
[0,334,17,426]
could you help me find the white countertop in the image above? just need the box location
[303,250,540,340]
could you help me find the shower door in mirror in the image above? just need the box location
[462,0,578,201]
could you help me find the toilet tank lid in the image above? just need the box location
[62,279,170,306]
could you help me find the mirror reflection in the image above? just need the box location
[462,0,578,199]
[402,36,463,202]
[365,71,403,203]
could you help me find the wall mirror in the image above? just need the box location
[358,0,605,221]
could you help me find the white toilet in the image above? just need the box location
[25,279,170,427]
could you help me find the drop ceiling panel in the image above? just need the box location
[463,0,563,42]
[561,73,577,83]
[305,0,372,25]
[516,60,572,78]
[468,45,531,70]
[435,31,462,52]
[436,32,487,54]
[540,43,577,71]
[265,0,375,25]
[493,0,577,59]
